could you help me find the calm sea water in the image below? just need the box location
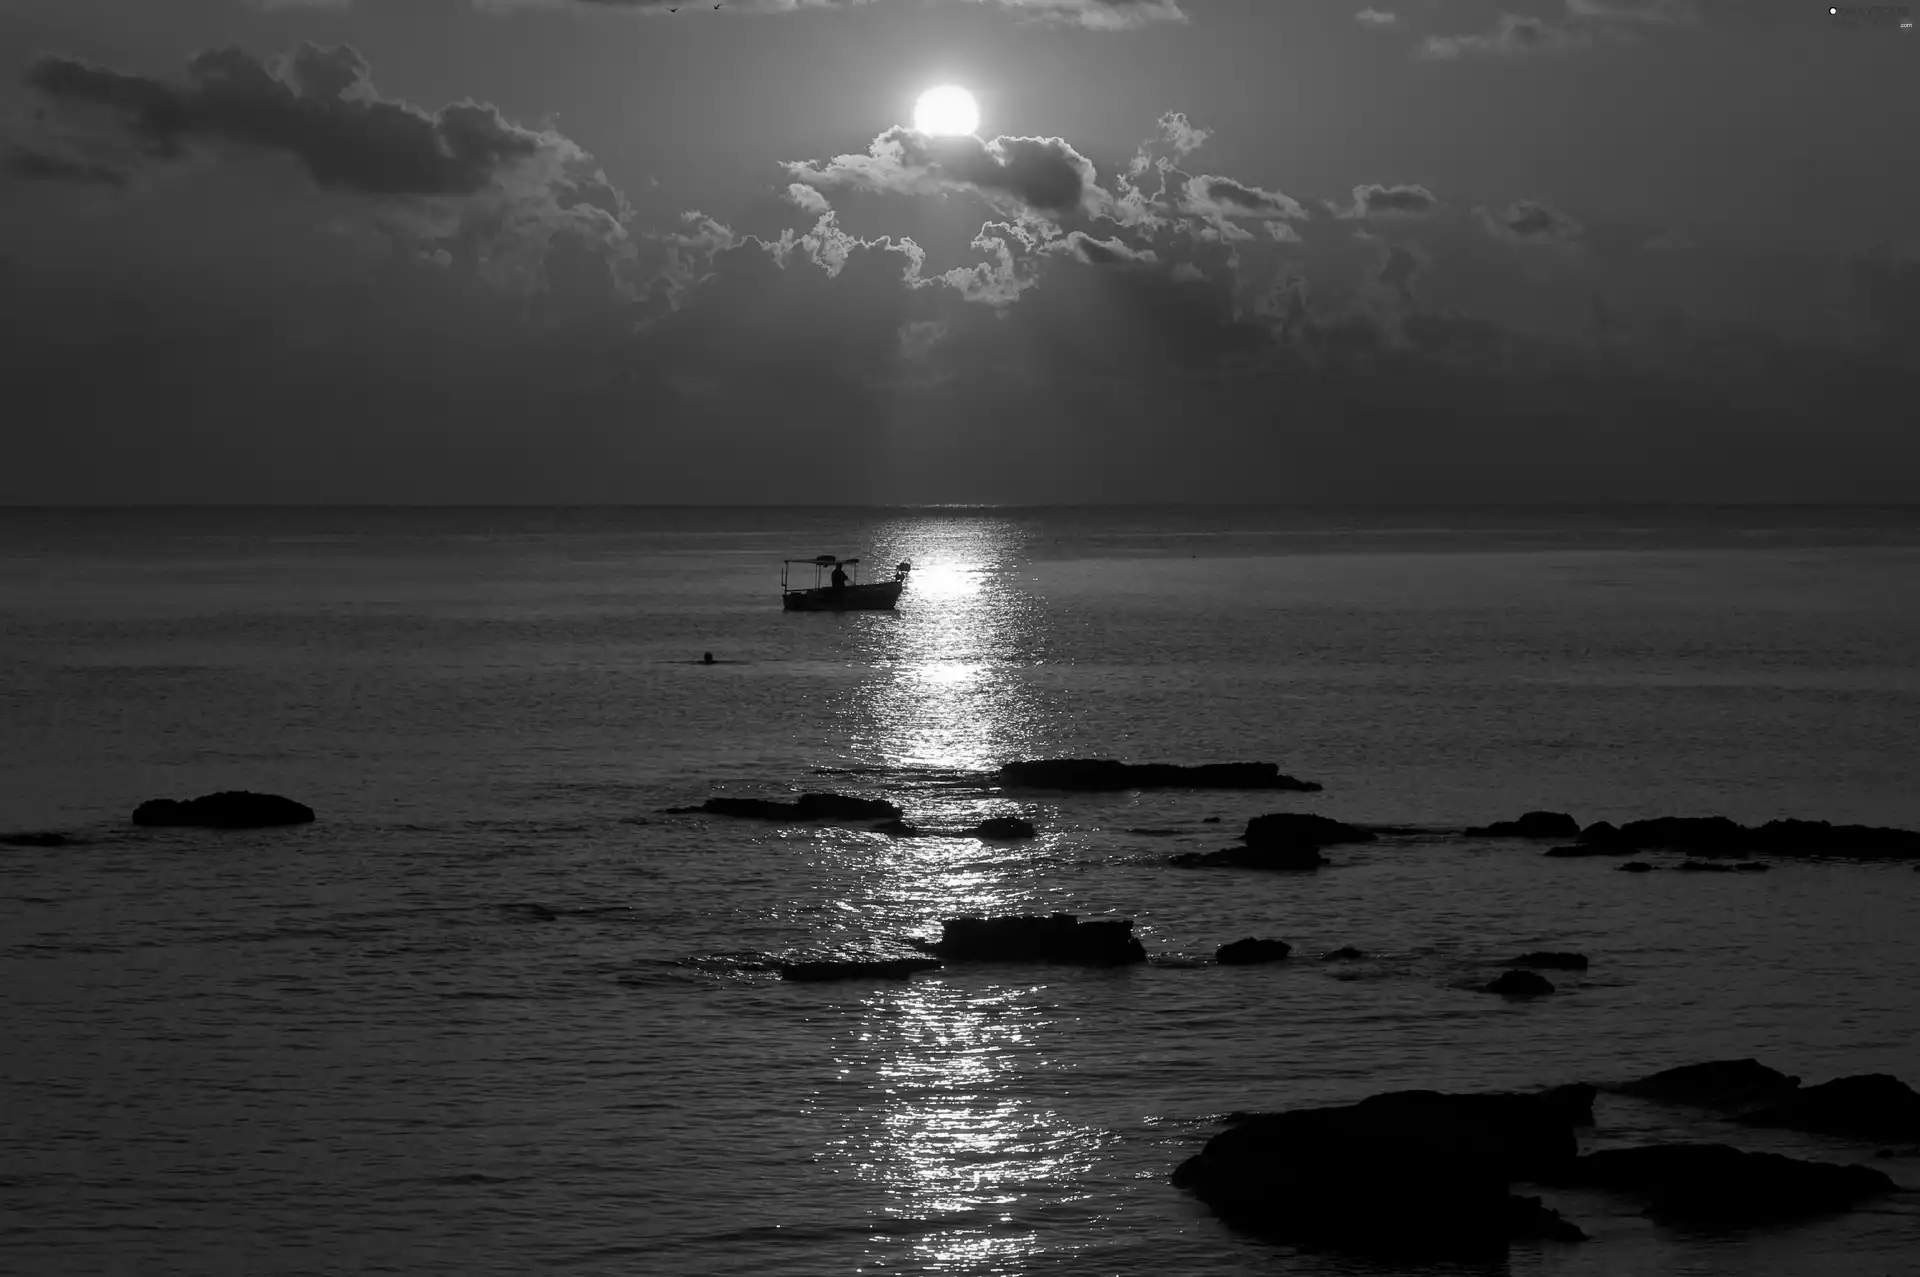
[2,506,1918,1276]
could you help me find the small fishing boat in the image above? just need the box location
[782,555,912,611]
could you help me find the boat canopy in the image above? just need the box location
[785,556,859,566]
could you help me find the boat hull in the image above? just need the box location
[783,582,903,611]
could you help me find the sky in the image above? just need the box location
[1,0,1916,503]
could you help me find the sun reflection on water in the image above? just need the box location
[809,517,1110,1271]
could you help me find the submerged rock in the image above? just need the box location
[1486,970,1556,998]
[0,831,76,847]
[1467,811,1580,839]
[1553,1143,1894,1224]
[1172,1087,1589,1259]
[972,816,1036,840]
[1618,1058,1801,1108]
[1322,946,1369,961]
[1545,843,1634,858]
[1170,844,1328,871]
[1739,1073,1920,1141]
[1616,860,1655,872]
[996,759,1321,792]
[1216,937,1292,965]
[925,913,1146,966]
[1510,951,1588,971]
[1675,859,1768,873]
[131,791,314,828]
[669,793,902,822]
[779,956,942,982]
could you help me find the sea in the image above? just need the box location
[1,505,1918,1277]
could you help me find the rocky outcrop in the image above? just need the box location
[1574,815,1919,862]
[779,956,942,982]
[1739,1073,1920,1141]
[1552,1143,1894,1224]
[972,816,1036,840]
[996,759,1321,792]
[131,791,315,828]
[1170,844,1327,870]
[1510,951,1588,971]
[1617,1058,1801,1108]
[1172,1088,1589,1258]
[1486,970,1556,997]
[1242,812,1375,847]
[1468,811,1580,839]
[923,913,1146,966]
[1216,937,1292,964]
[666,793,902,822]
[1616,860,1655,872]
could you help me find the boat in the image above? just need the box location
[782,555,912,611]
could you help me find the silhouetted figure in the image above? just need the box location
[702,651,714,665]
[830,562,848,593]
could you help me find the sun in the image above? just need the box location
[913,85,979,137]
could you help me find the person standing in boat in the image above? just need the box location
[830,561,849,594]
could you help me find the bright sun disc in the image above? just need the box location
[913,85,979,137]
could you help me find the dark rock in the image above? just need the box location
[1322,946,1369,961]
[0,831,75,847]
[1535,1082,1599,1127]
[1486,969,1556,997]
[1510,951,1588,971]
[1202,815,1221,823]
[1618,1058,1802,1108]
[1242,812,1374,847]
[1553,1143,1894,1224]
[779,956,942,982]
[1545,843,1634,858]
[972,816,1036,840]
[131,791,315,828]
[926,913,1146,966]
[872,818,922,836]
[1574,815,1920,862]
[1171,1087,1588,1258]
[500,901,558,922]
[1740,1073,1920,1141]
[1614,815,1752,853]
[1170,844,1328,870]
[997,759,1320,792]
[1507,1195,1589,1242]
[1216,937,1292,964]
[680,793,903,823]
[1616,860,1655,872]
[1748,819,1920,862]
[1467,811,1580,839]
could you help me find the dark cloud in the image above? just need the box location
[3,147,126,187]
[787,127,1104,218]
[1051,230,1159,266]
[1340,182,1438,218]
[1186,174,1307,220]
[1476,199,1584,243]
[1376,242,1424,302]
[23,44,550,196]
